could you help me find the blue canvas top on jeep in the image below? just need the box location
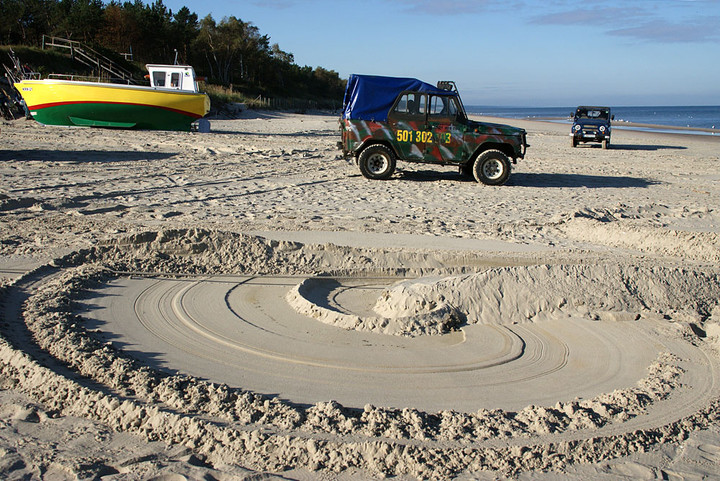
[342,74,448,122]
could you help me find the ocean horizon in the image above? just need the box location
[466,105,720,133]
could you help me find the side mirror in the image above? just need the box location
[611,115,615,120]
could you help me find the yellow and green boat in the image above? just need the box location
[14,65,210,131]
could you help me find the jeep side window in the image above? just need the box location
[417,94,426,115]
[394,93,426,116]
[429,95,458,117]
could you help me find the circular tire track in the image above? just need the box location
[79,273,718,416]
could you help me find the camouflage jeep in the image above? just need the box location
[338,74,528,185]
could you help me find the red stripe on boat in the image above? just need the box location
[29,100,202,119]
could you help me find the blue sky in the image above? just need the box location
[159,0,720,106]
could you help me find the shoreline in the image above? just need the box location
[211,107,719,136]
[472,114,720,136]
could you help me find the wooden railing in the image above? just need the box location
[42,36,137,84]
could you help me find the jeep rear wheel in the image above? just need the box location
[358,145,396,180]
[473,150,511,186]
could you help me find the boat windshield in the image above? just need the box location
[147,65,198,92]
[152,71,166,87]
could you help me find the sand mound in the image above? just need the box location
[287,277,462,336]
[96,228,484,277]
[286,258,719,337]
[374,263,720,328]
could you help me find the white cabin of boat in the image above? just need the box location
[146,64,201,93]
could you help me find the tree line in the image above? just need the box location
[0,0,346,102]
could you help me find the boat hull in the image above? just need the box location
[14,79,211,131]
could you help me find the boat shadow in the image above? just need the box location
[213,130,336,138]
[0,149,176,163]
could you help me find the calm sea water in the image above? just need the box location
[466,105,720,131]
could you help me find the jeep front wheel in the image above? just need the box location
[473,150,511,186]
[358,145,396,180]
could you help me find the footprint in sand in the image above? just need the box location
[697,443,720,463]
[605,461,656,478]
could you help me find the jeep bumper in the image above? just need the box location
[520,131,528,159]
[571,130,609,142]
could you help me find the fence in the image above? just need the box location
[42,36,137,84]
[253,95,339,112]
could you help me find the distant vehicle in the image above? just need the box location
[338,74,528,185]
[571,106,613,149]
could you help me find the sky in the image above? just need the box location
[158,0,720,106]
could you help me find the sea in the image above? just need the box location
[465,105,720,135]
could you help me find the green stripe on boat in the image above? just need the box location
[32,102,198,131]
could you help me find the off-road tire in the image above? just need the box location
[571,136,578,148]
[473,150,511,186]
[358,145,396,180]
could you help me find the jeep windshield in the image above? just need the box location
[575,108,610,120]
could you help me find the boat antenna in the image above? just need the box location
[174,49,179,65]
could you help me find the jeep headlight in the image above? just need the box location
[599,125,606,132]
[573,124,581,131]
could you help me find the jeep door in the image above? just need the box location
[387,92,428,160]
[426,95,467,163]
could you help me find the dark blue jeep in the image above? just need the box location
[570,106,613,149]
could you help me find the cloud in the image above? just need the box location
[392,0,521,15]
[609,17,720,43]
[529,7,646,27]
[251,0,295,8]
[529,3,720,44]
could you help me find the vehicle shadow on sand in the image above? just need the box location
[396,169,658,189]
[395,169,470,183]
[510,172,660,188]
[607,144,687,151]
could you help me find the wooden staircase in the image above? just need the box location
[42,36,138,84]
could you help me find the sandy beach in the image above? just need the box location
[1,111,720,480]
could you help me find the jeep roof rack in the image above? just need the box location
[437,81,458,92]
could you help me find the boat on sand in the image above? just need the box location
[14,64,210,131]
